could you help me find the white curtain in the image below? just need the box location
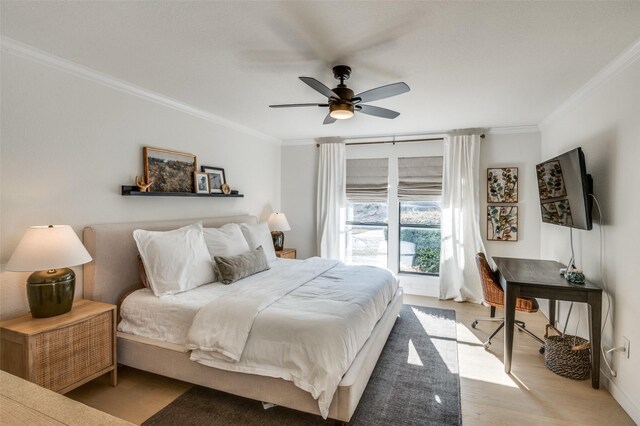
[316,142,346,259]
[439,134,486,303]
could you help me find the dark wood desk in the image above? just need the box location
[493,257,603,389]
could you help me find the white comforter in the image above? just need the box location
[186,257,397,419]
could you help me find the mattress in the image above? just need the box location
[118,258,299,345]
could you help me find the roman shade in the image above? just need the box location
[346,158,389,202]
[397,156,443,200]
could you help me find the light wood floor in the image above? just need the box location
[66,295,634,425]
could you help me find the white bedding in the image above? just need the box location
[119,257,398,419]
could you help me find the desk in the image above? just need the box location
[493,257,603,389]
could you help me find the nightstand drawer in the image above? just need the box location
[34,310,113,391]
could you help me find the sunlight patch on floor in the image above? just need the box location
[407,339,424,366]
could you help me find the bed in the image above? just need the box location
[83,215,403,423]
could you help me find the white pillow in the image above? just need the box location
[203,223,250,258]
[133,223,215,297]
[239,222,277,262]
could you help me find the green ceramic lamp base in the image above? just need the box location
[271,231,284,252]
[27,268,75,318]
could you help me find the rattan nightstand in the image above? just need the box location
[275,248,296,259]
[0,299,117,393]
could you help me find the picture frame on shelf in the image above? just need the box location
[487,206,518,241]
[201,166,226,194]
[144,147,197,193]
[194,172,210,194]
[487,167,518,203]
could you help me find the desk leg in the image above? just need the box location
[549,299,556,327]
[504,285,519,374]
[588,293,602,389]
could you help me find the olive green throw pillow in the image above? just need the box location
[214,246,270,284]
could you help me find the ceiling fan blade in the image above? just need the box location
[323,114,337,125]
[357,104,400,119]
[353,82,410,103]
[300,77,341,100]
[269,103,329,108]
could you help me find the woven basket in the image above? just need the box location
[544,324,591,380]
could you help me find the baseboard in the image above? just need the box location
[600,373,640,424]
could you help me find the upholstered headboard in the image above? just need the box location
[83,215,258,305]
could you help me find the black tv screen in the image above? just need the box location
[536,147,592,230]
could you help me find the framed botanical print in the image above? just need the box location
[487,167,518,203]
[487,206,518,241]
[201,165,226,194]
[144,147,197,193]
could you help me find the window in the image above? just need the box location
[399,201,441,275]
[344,158,389,268]
[397,156,443,275]
[345,202,388,268]
[343,150,443,278]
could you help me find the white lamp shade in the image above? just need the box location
[6,225,92,272]
[268,213,291,232]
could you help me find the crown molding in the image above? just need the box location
[0,37,281,144]
[540,36,640,128]
[488,125,540,135]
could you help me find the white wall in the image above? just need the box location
[480,131,541,261]
[281,144,318,260]
[282,131,542,296]
[539,58,640,422]
[0,52,281,319]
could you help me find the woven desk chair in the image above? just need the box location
[472,253,545,351]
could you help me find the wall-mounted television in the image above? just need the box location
[536,147,593,230]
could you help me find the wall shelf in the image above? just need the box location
[121,186,244,198]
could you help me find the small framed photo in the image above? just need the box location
[487,167,518,203]
[144,147,197,193]
[487,206,518,241]
[201,165,226,193]
[194,172,210,194]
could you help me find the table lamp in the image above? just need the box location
[6,225,92,318]
[267,213,291,251]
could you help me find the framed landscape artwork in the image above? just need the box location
[487,206,518,241]
[144,147,197,193]
[487,167,518,203]
[201,165,226,193]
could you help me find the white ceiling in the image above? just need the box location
[2,1,640,142]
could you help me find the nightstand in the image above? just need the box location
[276,248,297,259]
[0,299,117,393]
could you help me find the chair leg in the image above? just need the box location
[490,306,496,318]
[515,322,545,344]
[482,321,505,349]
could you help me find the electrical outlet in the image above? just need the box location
[623,336,630,359]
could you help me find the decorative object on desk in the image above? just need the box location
[194,172,210,194]
[135,175,154,192]
[565,269,586,284]
[267,212,291,251]
[544,324,591,380]
[144,147,197,193]
[487,167,518,203]
[5,225,92,318]
[221,183,231,195]
[487,206,518,241]
[201,166,226,194]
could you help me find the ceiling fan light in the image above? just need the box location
[329,103,354,120]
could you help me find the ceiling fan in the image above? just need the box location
[269,65,410,124]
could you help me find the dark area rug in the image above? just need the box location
[143,304,461,426]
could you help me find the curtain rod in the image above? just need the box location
[316,134,485,147]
